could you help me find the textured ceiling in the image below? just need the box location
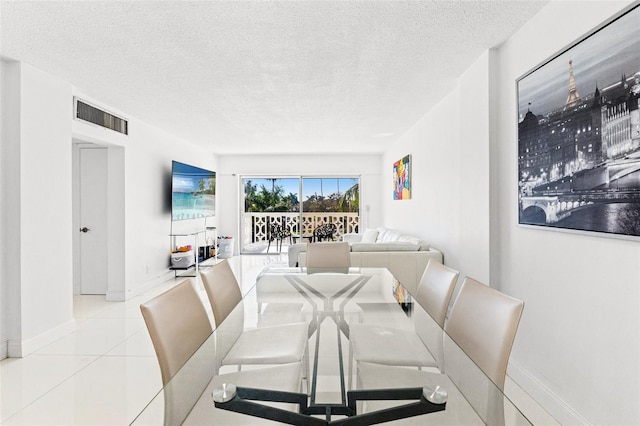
[1,1,547,154]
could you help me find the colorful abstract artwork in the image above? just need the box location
[393,154,411,200]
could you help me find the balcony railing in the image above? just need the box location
[241,212,359,249]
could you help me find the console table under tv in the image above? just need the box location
[169,226,217,277]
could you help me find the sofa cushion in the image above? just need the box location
[375,227,388,243]
[351,242,420,252]
[398,235,430,251]
[342,233,363,243]
[378,228,402,242]
[361,228,379,243]
[398,235,421,245]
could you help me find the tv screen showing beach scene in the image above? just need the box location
[171,161,216,221]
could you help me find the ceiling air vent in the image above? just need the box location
[75,98,128,135]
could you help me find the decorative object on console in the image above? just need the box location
[393,154,411,200]
[517,4,640,238]
[217,236,235,259]
[170,250,194,269]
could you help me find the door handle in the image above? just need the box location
[80,227,91,233]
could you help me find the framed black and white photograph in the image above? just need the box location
[517,4,640,238]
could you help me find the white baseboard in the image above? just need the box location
[7,318,77,358]
[107,270,175,302]
[1,340,7,360]
[125,270,175,300]
[508,359,592,425]
[106,290,126,301]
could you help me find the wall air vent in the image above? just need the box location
[75,98,128,135]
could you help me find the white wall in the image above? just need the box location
[70,92,218,301]
[494,2,639,424]
[383,52,491,284]
[1,59,21,359]
[0,60,216,357]
[383,90,461,265]
[1,61,75,357]
[460,51,492,284]
[380,2,639,424]
[217,153,383,252]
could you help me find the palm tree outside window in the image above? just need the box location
[240,177,359,254]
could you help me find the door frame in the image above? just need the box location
[72,139,125,300]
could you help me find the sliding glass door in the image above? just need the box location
[240,176,360,254]
[240,177,300,254]
[300,177,360,241]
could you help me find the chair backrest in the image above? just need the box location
[305,242,351,273]
[269,222,291,239]
[414,260,459,328]
[313,223,337,241]
[140,279,212,385]
[412,260,459,369]
[200,259,243,326]
[444,277,524,390]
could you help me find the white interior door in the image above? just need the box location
[79,147,108,294]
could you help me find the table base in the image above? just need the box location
[214,386,446,425]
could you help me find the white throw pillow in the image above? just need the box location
[361,228,379,243]
[381,229,401,242]
[375,227,388,243]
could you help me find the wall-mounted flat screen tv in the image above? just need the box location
[171,161,216,221]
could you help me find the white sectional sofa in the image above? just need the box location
[287,227,443,295]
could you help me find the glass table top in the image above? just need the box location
[131,267,531,425]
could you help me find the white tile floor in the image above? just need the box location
[0,254,559,425]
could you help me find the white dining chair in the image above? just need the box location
[357,277,524,424]
[305,241,351,274]
[348,260,459,389]
[141,279,305,424]
[140,279,213,386]
[200,260,311,393]
[443,277,524,390]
